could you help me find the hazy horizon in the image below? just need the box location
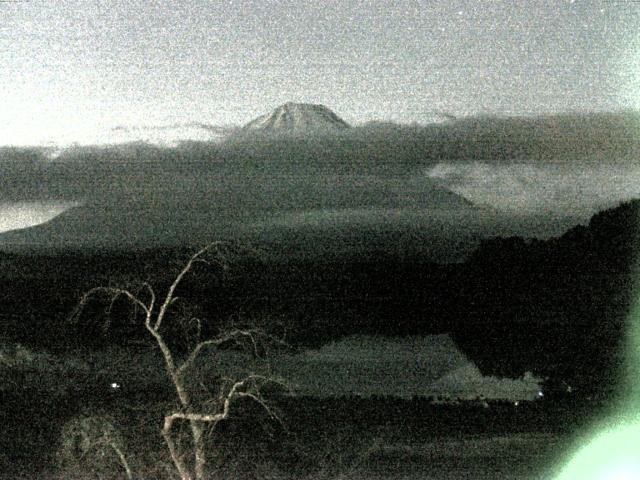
[1,111,639,255]
[2,0,640,256]
[2,1,638,145]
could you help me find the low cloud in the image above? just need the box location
[0,202,78,233]
[1,112,639,245]
[426,161,640,215]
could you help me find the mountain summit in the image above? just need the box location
[243,102,350,134]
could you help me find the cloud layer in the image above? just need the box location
[426,161,640,214]
[1,112,639,250]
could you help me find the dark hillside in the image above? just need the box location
[452,200,640,396]
[0,201,638,403]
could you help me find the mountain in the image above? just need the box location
[0,188,479,257]
[243,102,350,134]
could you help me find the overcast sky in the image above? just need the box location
[1,0,639,145]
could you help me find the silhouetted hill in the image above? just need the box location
[452,200,640,397]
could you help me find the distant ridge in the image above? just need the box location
[243,102,350,134]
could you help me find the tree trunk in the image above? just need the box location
[163,415,193,480]
[191,420,206,480]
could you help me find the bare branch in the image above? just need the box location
[155,242,227,331]
[236,391,283,425]
[192,318,201,344]
[176,328,267,377]
[69,286,152,326]
[170,373,288,430]
[165,411,227,424]
[111,443,134,480]
[69,241,285,480]
[142,282,156,314]
[143,323,182,400]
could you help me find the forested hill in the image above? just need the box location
[452,199,640,395]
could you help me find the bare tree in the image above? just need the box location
[70,242,288,480]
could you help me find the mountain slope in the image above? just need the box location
[0,182,478,255]
[243,102,350,134]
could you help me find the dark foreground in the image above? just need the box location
[2,384,604,479]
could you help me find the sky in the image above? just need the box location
[1,0,639,145]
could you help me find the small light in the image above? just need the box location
[514,401,519,407]
[110,382,121,389]
[538,391,544,397]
